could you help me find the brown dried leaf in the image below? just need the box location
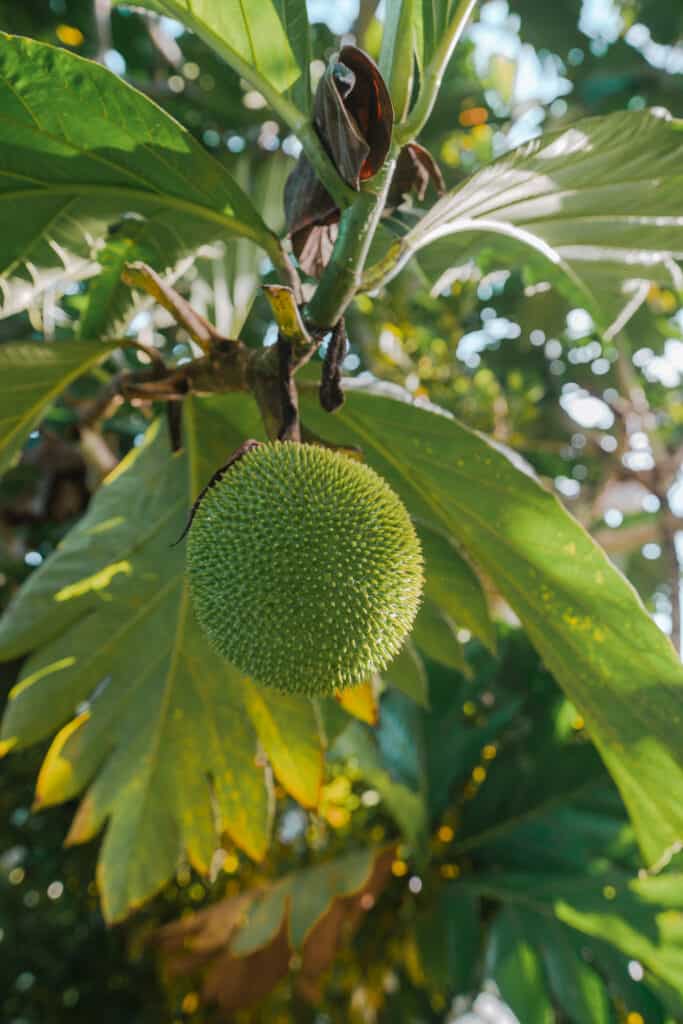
[387,142,445,210]
[336,46,393,182]
[154,847,395,1014]
[285,46,394,276]
[204,920,291,1013]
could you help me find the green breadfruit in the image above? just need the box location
[186,442,424,696]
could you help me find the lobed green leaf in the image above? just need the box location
[367,111,683,338]
[301,385,683,866]
[0,395,323,921]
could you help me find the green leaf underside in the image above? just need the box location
[0,394,322,922]
[0,33,273,318]
[232,848,376,955]
[0,341,118,475]
[452,674,611,860]
[417,520,496,651]
[455,741,609,861]
[415,888,479,995]
[378,111,683,336]
[412,597,468,673]
[300,386,683,867]
[539,919,611,1024]
[112,0,300,94]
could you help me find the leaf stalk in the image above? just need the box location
[395,0,479,145]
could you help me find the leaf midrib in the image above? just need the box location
[0,185,262,244]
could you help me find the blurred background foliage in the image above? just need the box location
[0,0,682,1022]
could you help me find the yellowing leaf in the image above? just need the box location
[335,681,379,726]
[243,679,323,808]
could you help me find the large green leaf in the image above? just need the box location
[424,663,519,818]
[0,341,117,475]
[384,640,429,707]
[453,679,609,863]
[365,111,683,337]
[475,881,676,1021]
[539,919,611,1024]
[485,907,554,1023]
[82,152,290,341]
[415,887,479,996]
[412,598,468,672]
[112,0,300,94]
[0,34,277,318]
[301,386,683,867]
[472,870,683,996]
[486,907,613,1024]
[273,0,311,112]
[0,394,323,921]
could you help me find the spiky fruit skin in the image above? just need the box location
[186,442,423,696]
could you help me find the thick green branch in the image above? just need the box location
[123,262,228,354]
[305,154,398,329]
[303,2,480,321]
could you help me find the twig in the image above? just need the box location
[166,401,184,453]
[119,337,167,369]
[122,262,230,354]
[306,153,399,329]
[277,337,301,441]
[78,339,251,427]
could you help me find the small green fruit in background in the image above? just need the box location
[186,442,424,696]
